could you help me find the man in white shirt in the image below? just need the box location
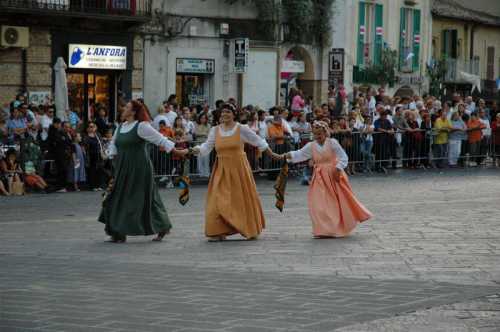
[279,108,292,135]
[367,91,376,116]
[180,107,195,141]
[478,108,491,165]
[415,101,425,126]
[153,104,177,129]
[465,96,476,115]
[257,110,268,139]
[40,107,55,141]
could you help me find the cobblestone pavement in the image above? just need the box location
[1,169,499,331]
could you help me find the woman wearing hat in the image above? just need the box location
[281,121,372,238]
[193,104,279,241]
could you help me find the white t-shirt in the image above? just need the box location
[360,124,374,142]
[40,115,53,141]
[479,118,491,137]
[153,112,177,129]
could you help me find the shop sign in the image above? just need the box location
[281,60,305,73]
[231,38,249,73]
[189,94,209,106]
[328,48,344,86]
[132,91,143,100]
[68,44,127,70]
[28,91,51,106]
[176,58,215,74]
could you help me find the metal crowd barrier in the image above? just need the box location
[149,130,500,179]
[3,127,498,185]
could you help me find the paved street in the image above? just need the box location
[1,169,500,331]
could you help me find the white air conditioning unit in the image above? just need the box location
[1,26,30,48]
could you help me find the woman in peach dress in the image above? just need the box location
[193,104,278,241]
[283,121,373,238]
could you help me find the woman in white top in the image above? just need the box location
[99,100,188,243]
[193,104,279,241]
[282,121,373,238]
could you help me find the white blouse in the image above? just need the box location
[107,121,175,157]
[289,138,348,169]
[197,123,269,156]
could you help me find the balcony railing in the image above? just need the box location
[0,0,151,21]
[444,58,480,82]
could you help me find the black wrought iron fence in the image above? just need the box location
[0,0,151,17]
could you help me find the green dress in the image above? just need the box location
[98,123,172,236]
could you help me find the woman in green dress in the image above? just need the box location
[99,100,188,243]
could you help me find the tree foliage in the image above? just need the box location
[365,48,398,88]
[224,0,335,46]
[426,58,448,97]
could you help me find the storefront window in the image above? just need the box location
[176,74,210,107]
[67,73,112,122]
[67,73,85,120]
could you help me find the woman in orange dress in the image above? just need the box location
[283,121,373,238]
[193,104,278,241]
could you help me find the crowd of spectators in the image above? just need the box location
[2,86,500,196]
[0,95,114,195]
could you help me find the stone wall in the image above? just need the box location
[0,28,52,105]
[132,35,144,97]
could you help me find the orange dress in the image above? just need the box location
[292,139,373,237]
[204,125,266,238]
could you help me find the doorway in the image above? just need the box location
[67,72,116,123]
[176,74,212,107]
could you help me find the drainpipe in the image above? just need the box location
[21,49,27,94]
[470,24,475,60]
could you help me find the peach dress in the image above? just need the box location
[290,138,373,237]
[198,124,268,238]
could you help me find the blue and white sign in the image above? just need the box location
[68,44,127,70]
[176,58,215,74]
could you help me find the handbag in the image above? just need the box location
[10,180,24,196]
[96,135,108,161]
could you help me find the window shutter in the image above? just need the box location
[442,30,449,58]
[399,7,407,70]
[451,30,458,58]
[357,2,366,66]
[373,4,384,65]
[412,9,421,71]
[487,46,495,80]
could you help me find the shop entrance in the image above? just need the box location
[176,74,212,107]
[67,72,116,122]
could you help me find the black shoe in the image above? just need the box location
[108,235,126,243]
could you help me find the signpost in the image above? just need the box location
[231,38,249,73]
[281,60,305,73]
[328,48,344,87]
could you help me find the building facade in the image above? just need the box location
[331,0,433,96]
[0,0,149,121]
[142,0,329,113]
[431,0,500,100]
